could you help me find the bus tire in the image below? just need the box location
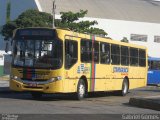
[31,92,42,99]
[75,79,86,100]
[119,79,129,96]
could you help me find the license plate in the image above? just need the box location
[28,83,38,87]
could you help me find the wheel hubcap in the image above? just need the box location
[123,82,128,94]
[79,84,85,97]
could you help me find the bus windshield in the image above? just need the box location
[148,60,160,70]
[12,39,63,69]
[148,57,160,70]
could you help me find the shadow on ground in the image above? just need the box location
[0,90,128,101]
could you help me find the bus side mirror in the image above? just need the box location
[5,42,9,53]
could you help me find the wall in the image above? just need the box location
[80,17,160,58]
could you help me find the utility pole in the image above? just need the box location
[6,0,11,23]
[52,0,56,28]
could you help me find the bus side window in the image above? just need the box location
[100,42,110,64]
[65,39,78,69]
[139,49,146,67]
[93,41,99,63]
[121,46,129,66]
[130,48,138,66]
[81,40,92,63]
[111,44,120,65]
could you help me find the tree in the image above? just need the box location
[1,9,107,40]
[121,37,129,43]
[1,9,52,40]
[1,21,17,40]
[15,9,52,28]
[56,10,107,36]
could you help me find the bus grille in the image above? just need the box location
[21,78,48,82]
[24,86,43,89]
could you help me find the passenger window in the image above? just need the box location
[111,44,120,65]
[139,49,146,67]
[81,40,92,62]
[121,46,129,66]
[81,40,99,63]
[93,41,99,63]
[100,43,110,64]
[130,48,138,66]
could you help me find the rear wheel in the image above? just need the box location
[75,79,86,100]
[119,79,129,96]
[31,92,42,99]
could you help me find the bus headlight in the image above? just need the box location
[49,76,62,82]
[10,75,21,81]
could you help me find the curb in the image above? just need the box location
[0,75,10,81]
[0,87,13,94]
[0,80,10,93]
[129,97,160,111]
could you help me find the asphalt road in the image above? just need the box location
[0,86,160,120]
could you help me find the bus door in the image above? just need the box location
[98,42,111,91]
[64,37,79,92]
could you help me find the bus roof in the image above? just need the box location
[13,27,147,50]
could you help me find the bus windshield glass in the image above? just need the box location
[148,60,160,70]
[12,39,63,69]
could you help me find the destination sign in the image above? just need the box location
[13,28,57,40]
[19,29,54,36]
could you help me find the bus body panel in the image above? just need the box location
[10,68,66,93]
[148,70,160,85]
[147,57,160,85]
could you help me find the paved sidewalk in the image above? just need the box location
[0,75,9,81]
[129,96,160,111]
[0,80,9,87]
[0,75,10,93]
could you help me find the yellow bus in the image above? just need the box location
[10,27,148,100]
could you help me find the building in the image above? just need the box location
[1,0,160,75]
[38,0,160,58]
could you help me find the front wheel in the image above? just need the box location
[75,79,86,100]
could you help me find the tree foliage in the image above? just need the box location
[1,21,17,40]
[1,9,107,40]
[121,37,129,43]
[1,9,52,40]
[56,10,107,36]
[15,9,52,28]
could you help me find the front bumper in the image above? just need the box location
[10,79,64,93]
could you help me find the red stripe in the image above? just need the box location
[92,35,95,91]
[27,68,31,79]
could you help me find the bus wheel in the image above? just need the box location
[119,79,129,96]
[31,92,42,99]
[75,79,86,100]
